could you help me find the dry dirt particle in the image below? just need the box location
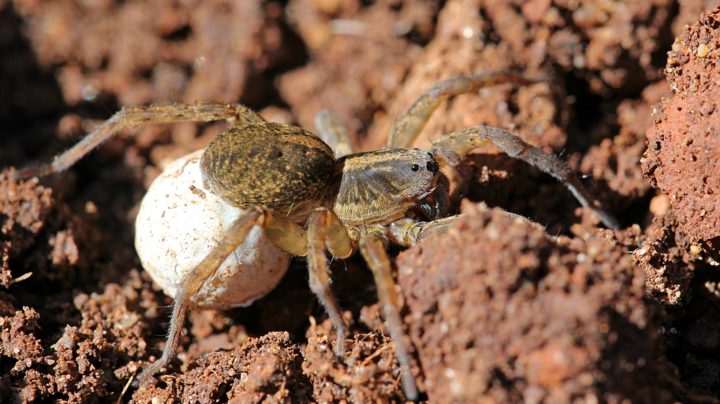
[396,204,676,402]
[12,0,281,106]
[643,7,720,256]
[635,212,696,309]
[0,169,53,254]
[672,0,720,37]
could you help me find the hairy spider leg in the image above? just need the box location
[386,71,618,229]
[431,125,620,230]
[306,207,354,357]
[387,70,544,149]
[17,102,265,179]
[136,202,423,399]
[135,207,308,384]
[314,109,355,158]
[391,208,563,247]
[359,233,419,400]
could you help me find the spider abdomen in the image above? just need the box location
[201,123,336,216]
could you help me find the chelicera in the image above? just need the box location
[16,71,618,400]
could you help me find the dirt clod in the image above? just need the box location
[133,332,311,403]
[397,204,674,402]
[302,316,406,402]
[644,7,720,254]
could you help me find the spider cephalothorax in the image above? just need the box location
[333,148,440,225]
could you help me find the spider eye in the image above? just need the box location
[411,164,420,172]
[426,160,438,173]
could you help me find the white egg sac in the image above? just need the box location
[134,149,292,310]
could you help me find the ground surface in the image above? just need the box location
[2,0,720,402]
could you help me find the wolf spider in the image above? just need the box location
[17,71,618,400]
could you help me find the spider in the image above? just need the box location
[16,71,619,400]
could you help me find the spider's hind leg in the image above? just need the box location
[135,207,309,385]
[314,109,354,158]
[135,209,263,385]
[17,102,265,179]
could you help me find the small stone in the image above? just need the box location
[690,244,702,256]
[649,194,671,217]
[697,43,710,57]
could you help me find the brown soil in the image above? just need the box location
[397,204,673,402]
[1,0,720,402]
[644,6,720,257]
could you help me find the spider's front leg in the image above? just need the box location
[305,208,420,400]
[430,125,620,230]
[17,102,265,179]
[387,70,545,148]
[136,207,308,384]
[389,210,561,248]
[306,207,354,356]
[359,232,419,400]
